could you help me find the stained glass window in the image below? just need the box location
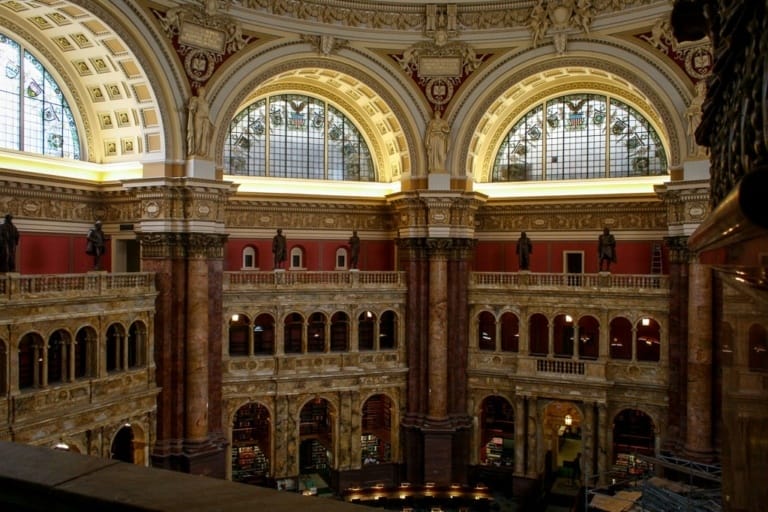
[493,94,666,181]
[0,33,80,159]
[225,94,375,181]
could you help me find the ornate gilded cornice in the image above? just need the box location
[476,200,667,232]
[137,231,228,259]
[236,0,660,32]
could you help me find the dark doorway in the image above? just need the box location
[565,252,583,286]
[112,425,134,463]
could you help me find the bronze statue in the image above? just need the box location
[348,230,360,269]
[272,228,287,269]
[86,220,106,270]
[0,213,20,272]
[598,227,616,271]
[516,231,532,270]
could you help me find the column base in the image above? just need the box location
[152,437,227,478]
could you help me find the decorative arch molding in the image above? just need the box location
[0,0,184,165]
[209,48,420,182]
[454,46,688,182]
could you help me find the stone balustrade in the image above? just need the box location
[0,272,155,302]
[471,272,669,292]
[224,270,406,290]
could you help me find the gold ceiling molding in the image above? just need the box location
[237,0,661,32]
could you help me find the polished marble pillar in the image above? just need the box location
[427,242,449,420]
[684,261,713,460]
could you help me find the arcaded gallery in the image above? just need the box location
[0,1,766,511]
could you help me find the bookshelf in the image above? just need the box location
[232,403,271,483]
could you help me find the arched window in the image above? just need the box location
[478,311,496,351]
[290,246,304,270]
[225,94,374,180]
[335,247,348,270]
[493,94,666,181]
[242,246,257,270]
[0,32,80,158]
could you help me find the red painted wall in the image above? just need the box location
[474,238,668,274]
[15,233,110,274]
[225,237,395,271]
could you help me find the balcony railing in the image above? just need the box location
[0,272,155,301]
[471,272,669,291]
[224,271,406,290]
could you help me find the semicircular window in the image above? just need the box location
[492,94,667,182]
[0,33,80,159]
[225,94,375,181]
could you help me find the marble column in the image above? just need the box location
[597,403,608,485]
[527,397,539,478]
[185,254,209,443]
[427,242,449,420]
[684,262,714,460]
[514,395,526,476]
[583,402,595,485]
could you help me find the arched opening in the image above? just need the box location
[242,246,257,270]
[18,333,43,389]
[299,398,334,495]
[253,313,275,355]
[358,311,375,351]
[478,311,496,350]
[232,402,271,485]
[636,317,661,362]
[553,314,574,358]
[500,312,519,352]
[578,315,599,360]
[229,313,251,356]
[307,312,326,353]
[284,312,304,354]
[379,310,397,349]
[361,394,392,465]
[74,327,96,379]
[609,317,632,360]
[612,409,654,476]
[111,425,134,463]
[330,312,349,352]
[289,246,304,270]
[127,321,146,368]
[106,324,126,372]
[543,401,583,483]
[47,329,69,385]
[529,313,549,356]
[479,396,514,466]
